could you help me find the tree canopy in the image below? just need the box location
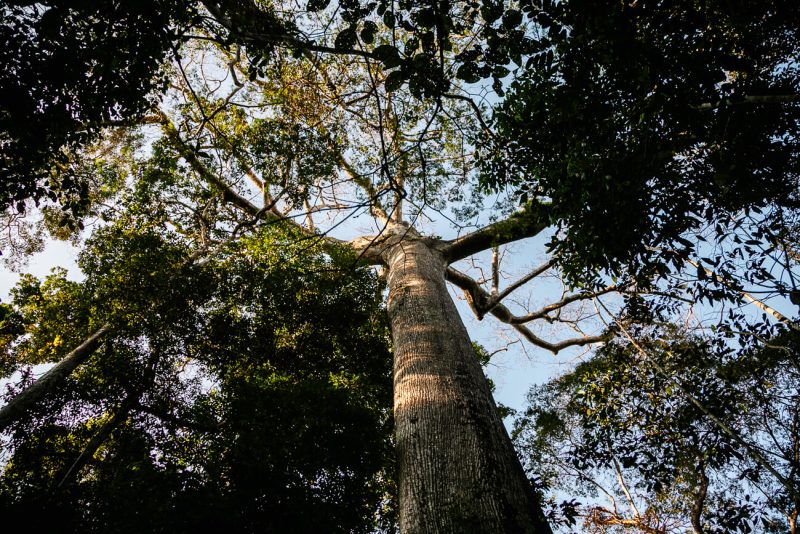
[515,325,800,532]
[1,220,395,533]
[1,1,799,532]
[0,1,197,212]
[482,0,800,281]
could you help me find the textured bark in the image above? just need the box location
[384,237,551,533]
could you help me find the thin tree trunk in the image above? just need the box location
[0,324,111,432]
[690,463,709,534]
[57,393,138,487]
[384,237,551,533]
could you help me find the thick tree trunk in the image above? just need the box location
[383,237,551,533]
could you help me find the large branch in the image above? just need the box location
[446,267,609,354]
[160,117,261,217]
[489,257,557,314]
[694,94,800,111]
[158,114,352,253]
[443,203,551,263]
[0,324,111,432]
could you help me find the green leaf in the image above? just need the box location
[373,44,403,69]
[456,62,481,84]
[502,9,522,29]
[404,36,419,55]
[360,21,377,44]
[416,8,436,29]
[334,26,358,49]
[306,0,330,11]
[697,263,707,280]
[385,69,407,92]
[493,65,510,78]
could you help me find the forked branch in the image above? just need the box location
[446,267,610,354]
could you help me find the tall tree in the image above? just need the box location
[1,1,799,532]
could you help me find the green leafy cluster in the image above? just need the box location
[0,222,396,533]
[483,0,800,281]
[515,326,800,532]
[0,1,198,212]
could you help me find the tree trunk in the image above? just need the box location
[690,464,708,534]
[383,237,551,533]
[0,324,110,432]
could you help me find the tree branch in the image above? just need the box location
[491,257,557,308]
[693,94,800,110]
[611,452,642,520]
[156,113,349,252]
[609,312,800,503]
[443,204,550,263]
[442,93,496,139]
[446,267,609,354]
[57,393,138,487]
[685,257,797,329]
[511,284,621,324]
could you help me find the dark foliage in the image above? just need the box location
[483,0,800,281]
[515,326,800,532]
[0,223,395,533]
[0,1,194,212]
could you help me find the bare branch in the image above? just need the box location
[442,92,496,139]
[511,325,608,355]
[491,257,558,307]
[611,452,642,519]
[511,284,622,324]
[446,267,609,354]
[491,246,500,295]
